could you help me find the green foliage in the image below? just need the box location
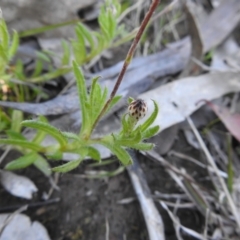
[0,18,19,75]
[0,0,160,174]
[1,59,159,173]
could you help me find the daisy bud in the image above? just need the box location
[128,99,147,121]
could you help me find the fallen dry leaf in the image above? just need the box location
[203,101,240,142]
[139,72,240,131]
[0,213,50,240]
[0,171,38,199]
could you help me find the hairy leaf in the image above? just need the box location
[11,110,23,133]
[5,152,38,170]
[61,40,70,66]
[117,130,141,146]
[73,61,90,136]
[62,132,80,141]
[77,23,95,57]
[106,95,122,114]
[101,141,132,166]
[6,130,26,140]
[21,120,67,147]
[34,155,51,176]
[0,139,43,152]
[87,146,101,161]
[142,125,160,139]
[140,100,159,132]
[52,159,82,173]
[130,142,154,151]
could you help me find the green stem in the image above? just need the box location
[90,0,161,135]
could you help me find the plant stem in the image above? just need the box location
[90,0,160,134]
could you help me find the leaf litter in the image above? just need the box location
[2,0,240,239]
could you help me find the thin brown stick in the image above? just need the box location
[90,0,160,134]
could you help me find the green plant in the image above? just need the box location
[0,0,136,135]
[0,0,160,173]
[29,0,131,83]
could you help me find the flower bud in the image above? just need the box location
[128,99,147,121]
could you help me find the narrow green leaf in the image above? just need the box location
[15,59,25,80]
[90,76,101,105]
[36,51,51,63]
[100,87,108,105]
[117,130,141,146]
[128,97,134,104]
[120,114,129,135]
[33,155,51,176]
[19,19,79,37]
[142,125,160,139]
[52,159,82,173]
[61,40,70,66]
[98,7,111,40]
[0,139,43,152]
[77,23,95,55]
[0,44,8,62]
[92,32,105,56]
[5,152,37,170]
[107,10,116,39]
[101,141,132,166]
[32,116,48,144]
[140,100,159,132]
[87,146,101,161]
[46,150,63,160]
[74,25,86,63]
[21,120,67,147]
[11,110,23,133]
[62,132,80,141]
[8,30,19,59]
[31,59,43,78]
[91,83,102,119]
[6,130,26,140]
[30,67,70,83]
[130,142,154,151]
[73,61,90,136]
[0,20,9,50]
[106,95,121,113]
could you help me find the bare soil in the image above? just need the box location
[0,130,205,240]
